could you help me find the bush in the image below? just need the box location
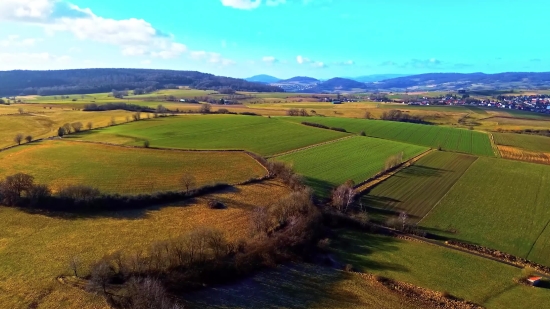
[359,131,366,136]
[207,199,226,209]
[217,108,229,114]
[330,127,347,132]
[239,112,259,116]
[301,122,329,130]
[57,185,101,201]
[344,264,354,272]
[143,140,150,148]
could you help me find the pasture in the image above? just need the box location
[420,158,550,266]
[282,117,495,156]
[275,136,428,194]
[362,151,477,222]
[73,115,348,156]
[493,132,550,153]
[0,180,290,309]
[0,140,265,194]
[332,230,550,309]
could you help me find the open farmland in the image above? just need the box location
[184,263,426,309]
[0,110,134,149]
[73,115,347,156]
[282,117,495,156]
[421,158,550,266]
[275,136,428,194]
[362,151,477,222]
[498,145,550,165]
[493,132,550,152]
[0,140,265,194]
[332,230,550,309]
[0,180,290,309]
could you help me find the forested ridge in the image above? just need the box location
[0,69,283,96]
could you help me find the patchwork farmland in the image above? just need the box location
[0,140,265,194]
[283,117,495,156]
[74,115,348,156]
[275,136,428,195]
[362,151,477,222]
[493,132,550,153]
[420,158,550,266]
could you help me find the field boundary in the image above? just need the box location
[488,132,501,157]
[417,156,479,224]
[266,135,353,159]
[354,149,435,195]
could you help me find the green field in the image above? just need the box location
[0,140,265,194]
[363,151,478,222]
[421,158,550,266]
[282,117,495,156]
[184,263,425,309]
[276,136,428,194]
[494,132,550,152]
[73,115,347,156]
[333,230,550,309]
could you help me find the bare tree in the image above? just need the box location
[0,173,35,205]
[132,112,141,121]
[14,133,24,145]
[18,107,24,114]
[110,117,116,126]
[332,180,356,212]
[62,123,72,134]
[364,111,373,119]
[199,103,212,114]
[71,122,83,132]
[399,211,409,231]
[69,255,81,277]
[24,135,32,143]
[125,277,183,309]
[180,173,196,193]
[86,122,93,130]
[87,259,113,294]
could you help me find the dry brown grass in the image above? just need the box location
[498,145,550,165]
[0,180,290,309]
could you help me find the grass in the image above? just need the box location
[420,158,550,266]
[362,151,477,223]
[498,145,550,165]
[494,132,550,152]
[0,109,134,149]
[282,117,495,156]
[184,263,425,309]
[332,230,550,308]
[0,180,290,309]
[73,115,348,156]
[0,140,265,194]
[275,136,428,195]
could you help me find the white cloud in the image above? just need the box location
[190,50,235,66]
[151,42,187,59]
[0,52,71,70]
[333,60,355,66]
[262,56,278,64]
[221,0,261,10]
[312,61,325,68]
[297,55,312,64]
[0,35,40,47]
[0,0,56,22]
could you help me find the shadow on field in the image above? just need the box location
[304,177,338,199]
[399,165,449,178]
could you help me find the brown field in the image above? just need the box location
[498,145,550,165]
[0,180,290,309]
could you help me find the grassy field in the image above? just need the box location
[494,132,550,152]
[0,140,265,194]
[421,158,550,266]
[498,145,550,165]
[332,230,550,308]
[275,136,428,194]
[282,117,495,156]
[0,180,290,309]
[184,263,426,309]
[362,151,478,222]
[0,109,135,149]
[73,115,347,156]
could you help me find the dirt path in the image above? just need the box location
[354,149,435,194]
[267,135,354,159]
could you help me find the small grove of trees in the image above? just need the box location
[112,89,129,99]
[384,152,404,172]
[266,161,304,191]
[380,109,427,124]
[199,103,212,114]
[364,111,373,119]
[86,122,93,130]
[13,133,24,145]
[331,180,357,213]
[286,108,309,116]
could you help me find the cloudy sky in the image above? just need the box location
[0,0,548,78]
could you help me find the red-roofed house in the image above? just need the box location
[527,276,542,287]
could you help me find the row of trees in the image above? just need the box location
[13,133,32,145]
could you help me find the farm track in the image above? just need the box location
[266,135,353,158]
[489,133,501,157]
[354,149,435,194]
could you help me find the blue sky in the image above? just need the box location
[0,0,549,79]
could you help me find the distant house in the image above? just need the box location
[332,100,342,104]
[179,99,186,102]
[527,276,542,287]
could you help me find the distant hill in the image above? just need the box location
[245,74,280,84]
[302,77,367,93]
[278,76,320,83]
[0,69,283,97]
[368,72,550,91]
[349,74,409,83]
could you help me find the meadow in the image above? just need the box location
[493,132,550,152]
[275,136,428,194]
[73,115,348,156]
[0,140,265,194]
[0,180,290,309]
[332,230,550,309]
[498,146,550,165]
[282,117,495,156]
[362,151,478,222]
[420,158,550,266]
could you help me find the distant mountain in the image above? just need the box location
[278,76,320,83]
[0,69,283,97]
[366,72,550,91]
[349,74,409,83]
[245,74,280,84]
[302,77,367,93]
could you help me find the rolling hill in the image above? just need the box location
[245,74,280,84]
